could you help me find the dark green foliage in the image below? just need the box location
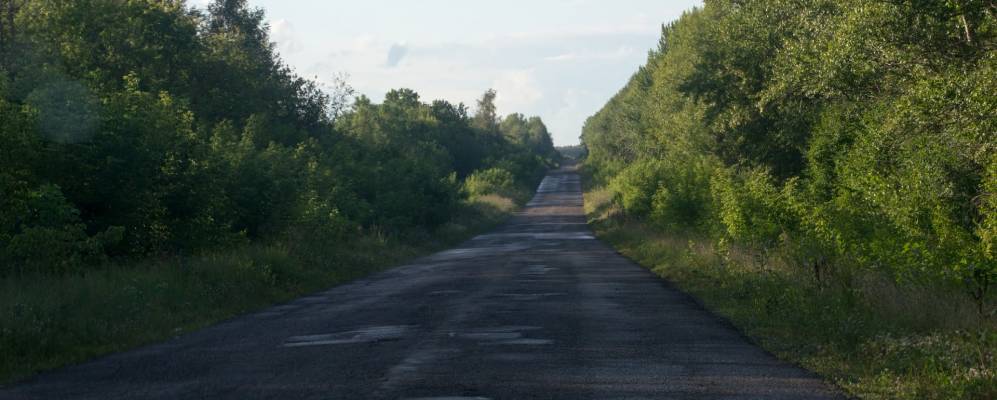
[583,0,997,315]
[586,207,996,399]
[555,145,586,160]
[0,196,511,384]
[582,4,997,395]
[2,184,123,275]
[0,0,558,275]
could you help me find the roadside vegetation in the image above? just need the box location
[0,0,558,384]
[581,1,995,398]
[555,145,587,161]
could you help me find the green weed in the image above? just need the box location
[0,197,512,385]
[584,187,996,400]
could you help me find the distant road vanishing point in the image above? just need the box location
[1,166,845,399]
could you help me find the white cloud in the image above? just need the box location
[544,46,636,63]
[263,5,685,145]
[289,27,655,145]
[269,19,300,55]
[493,70,543,112]
[225,0,704,144]
[544,53,577,62]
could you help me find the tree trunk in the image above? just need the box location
[0,0,7,62]
[0,0,18,73]
[959,14,974,45]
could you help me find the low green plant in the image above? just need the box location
[464,167,531,204]
[609,159,669,217]
[648,156,715,230]
[2,184,123,276]
[0,195,514,385]
[584,184,996,400]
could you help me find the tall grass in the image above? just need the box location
[584,186,996,400]
[0,197,513,385]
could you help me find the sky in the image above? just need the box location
[191,0,702,145]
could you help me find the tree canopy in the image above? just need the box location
[0,0,559,275]
[582,0,996,313]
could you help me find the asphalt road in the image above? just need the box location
[1,167,845,399]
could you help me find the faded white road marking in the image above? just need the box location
[282,325,412,347]
[485,338,553,346]
[497,292,566,301]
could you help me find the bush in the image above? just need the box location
[1,0,559,273]
[710,167,793,248]
[649,156,715,229]
[289,189,352,244]
[2,184,123,275]
[465,168,517,198]
[610,159,669,217]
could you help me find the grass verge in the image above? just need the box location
[583,185,995,400]
[0,196,515,385]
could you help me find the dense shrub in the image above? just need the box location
[0,0,559,276]
[582,0,996,313]
[648,157,714,229]
[2,185,123,275]
[609,159,669,217]
[710,167,792,249]
[465,168,517,198]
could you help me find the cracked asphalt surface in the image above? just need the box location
[1,167,845,399]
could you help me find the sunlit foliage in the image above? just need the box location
[582,0,996,315]
[0,0,559,275]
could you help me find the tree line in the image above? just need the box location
[0,0,559,275]
[581,0,995,314]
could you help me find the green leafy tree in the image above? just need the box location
[583,0,996,314]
